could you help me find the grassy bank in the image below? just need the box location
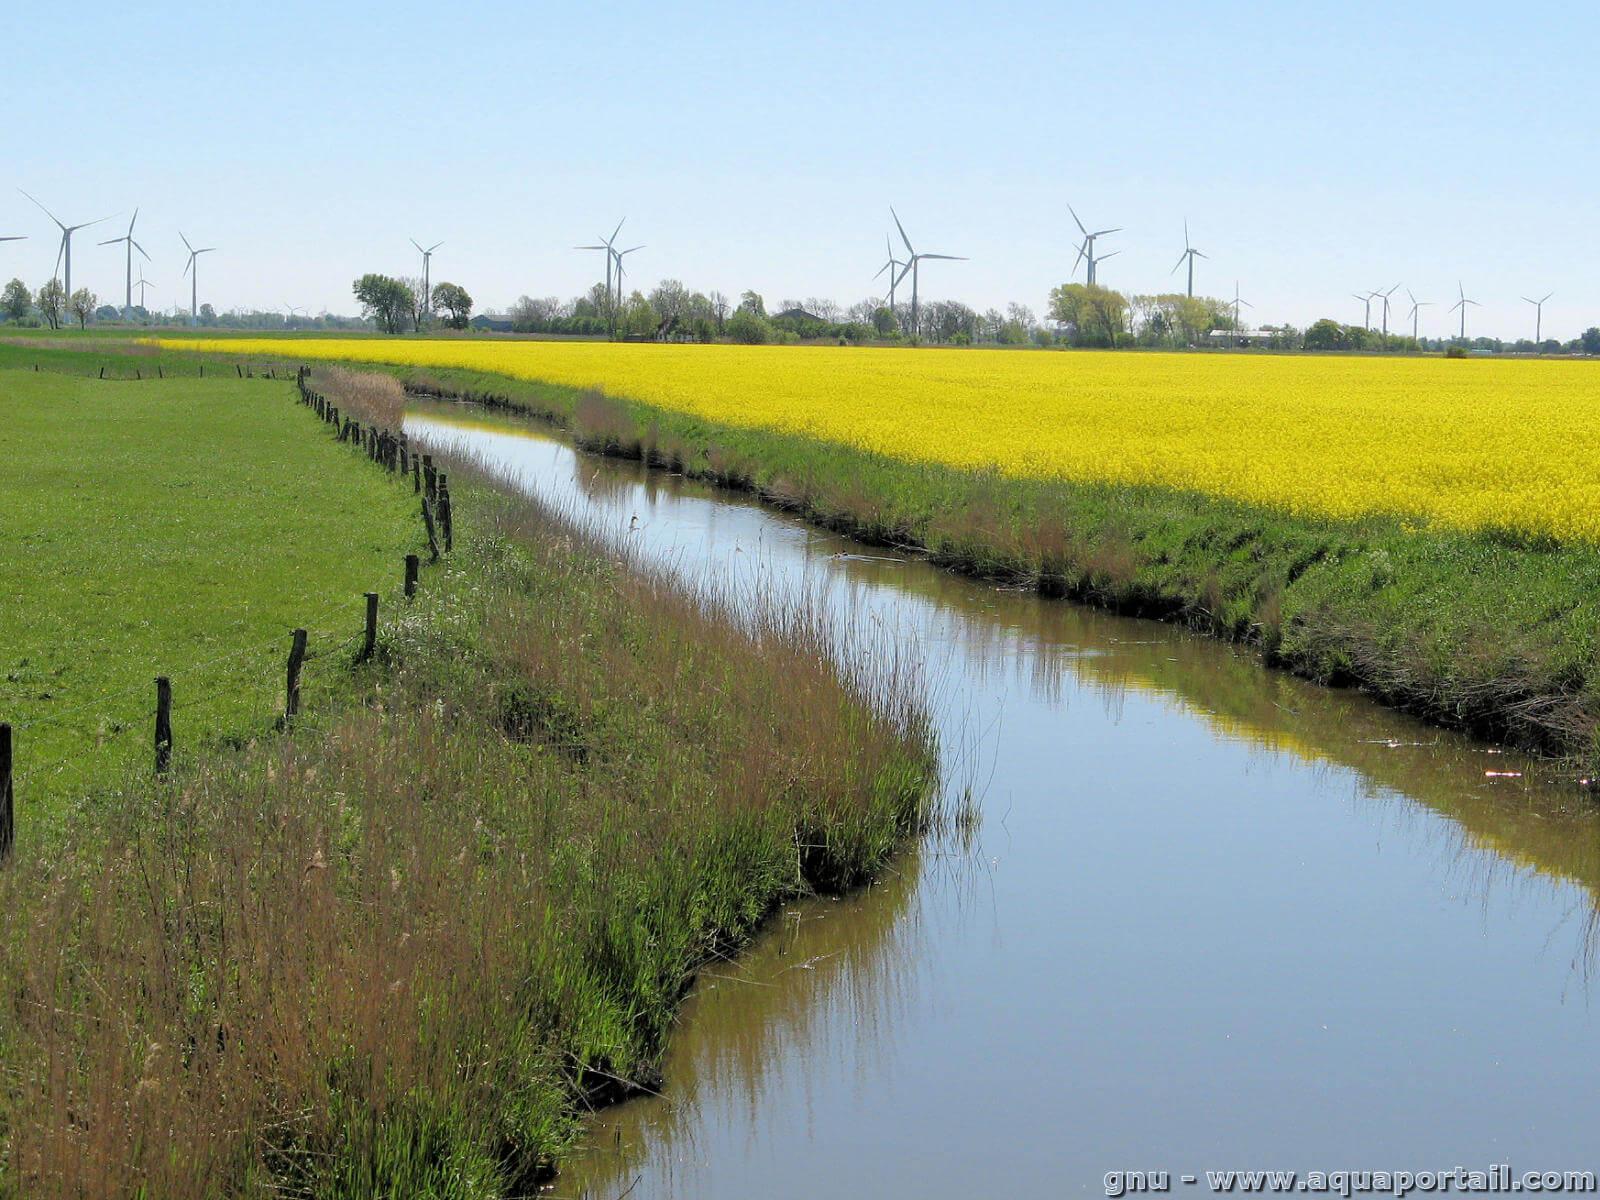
[0,366,937,1196]
[198,354,1599,772]
[0,368,422,823]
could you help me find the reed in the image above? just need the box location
[0,440,937,1197]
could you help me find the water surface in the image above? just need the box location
[409,407,1600,1197]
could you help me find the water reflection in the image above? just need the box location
[409,405,1600,1197]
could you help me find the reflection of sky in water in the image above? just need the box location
[411,410,1600,1199]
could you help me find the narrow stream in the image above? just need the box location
[409,405,1600,1197]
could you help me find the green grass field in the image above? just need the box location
[0,368,422,826]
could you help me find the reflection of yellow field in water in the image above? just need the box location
[168,337,1600,540]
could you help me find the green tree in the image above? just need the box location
[1,278,30,323]
[430,282,473,329]
[1303,319,1349,351]
[726,308,771,344]
[352,273,415,334]
[737,290,766,318]
[68,288,97,331]
[36,279,65,330]
[1047,283,1128,347]
[1581,327,1600,356]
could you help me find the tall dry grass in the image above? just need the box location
[0,447,936,1197]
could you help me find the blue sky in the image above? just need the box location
[4,1,1594,339]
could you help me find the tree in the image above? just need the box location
[708,291,730,332]
[726,308,771,344]
[1304,319,1350,351]
[398,276,428,331]
[36,279,66,330]
[737,290,766,318]
[431,282,473,329]
[649,279,688,337]
[199,303,217,325]
[353,273,415,334]
[1581,327,1600,356]
[1048,283,1128,347]
[68,288,98,330]
[1,278,30,323]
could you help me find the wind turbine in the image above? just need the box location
[1448,281,1480,342]
[890,207,966,339]
[1231,281,1252,338]
[1170,221,1207,298]
[576,218,628,325]
[873,234,905,312]
[1376,283,1400,343]
[1069,205,1120,287]
[411,239,442,319]
[1522,291,1553,346]
[133,272,154,311]
[612,244,644,301]
[1405,289,1431,341]
[20,190,110,299]
[180,232,217,325]
[1352,291,1376,330]
[99,208,150,315]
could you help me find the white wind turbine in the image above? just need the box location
[1069,205,1120,286]
[99,208,150,315]
[133,271,155,311]
[180,232,217,325]
[873,234,905,312]
[890,207,966,338]
[1405,289,1431,341]
[1448,281,1480,342]
[411,239,442,319]
[21,190,111,299]
[1522,291,1553,346]
[1170,220,1207,298]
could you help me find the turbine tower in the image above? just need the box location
[1522,291,1553,346]
[411,239,442,319]
[99,208,150,315]
[891,207,965,339]
[1448,281,1480,342]
[1376,283,1400,343]
[1405,289,1431,341]
[576,218,626,314]
[20,190,109,299]
[1068,205,1119,287]
[1231,281,1252,339]
[180,232,217,325]
[1352,291,1376,330]
[873,234,905,312]
[612,244,644,299]
[1170,221,1207,298]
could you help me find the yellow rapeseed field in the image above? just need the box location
[165,338,1600,540]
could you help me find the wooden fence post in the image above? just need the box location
[423,456,436,501]
[413,458,421,493]
[0,722,13,862]
[421,497,441,563]
[155,677,172,774]
[438,482,452,552]
[405,553,420,598]
[285,629,308,725]
[362,593,378,661]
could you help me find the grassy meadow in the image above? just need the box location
[0,359,938,1196]
[146,336,1600,767]
[0,368,422,824]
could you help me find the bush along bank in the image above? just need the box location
[352,359,1600,773]
[0,373,938,1198]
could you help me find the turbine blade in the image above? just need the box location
[428,241,443,252]
[1095,250,1120,263]
[1194,250,1208,259]
[890,207,914,256]
[411,238,424,253]
[20,190,65,230]
[919,253,966,261]
[873,262,891,280]
[133,240,149,260]
[1068,204,1088,236]
[97,236,123,246]
[1171,253,1187,275]
[180,231,194,254]
[1093,227,1121,237]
